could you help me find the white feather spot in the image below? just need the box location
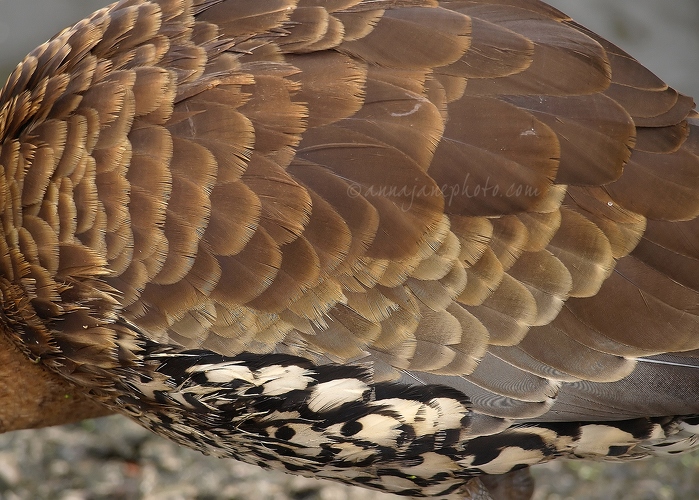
[576,424,636,456]
[429,398,468,429]
[328,442,377,463]
[400,452,459,476]
[354,414,403,447]
[190,363,254,384]
[257,365,315,395]
[307,378,369,413]
[469,446,545,474]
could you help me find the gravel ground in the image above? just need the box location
[1,1,699,499]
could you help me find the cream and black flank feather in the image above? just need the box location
[0,0,698,498]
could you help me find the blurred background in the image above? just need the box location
[548,0,699,98]
[0,0,698,498]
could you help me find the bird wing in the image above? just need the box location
[1,1,698,495]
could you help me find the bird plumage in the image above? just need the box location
[0,0,698,497]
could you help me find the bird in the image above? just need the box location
[0,1,698,499]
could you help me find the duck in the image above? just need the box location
[0,1,698,498]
